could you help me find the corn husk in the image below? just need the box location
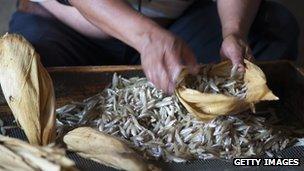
[0,34,56,145]
[0,135,77,171]
[63,127,155,171]
[175,60,279,120]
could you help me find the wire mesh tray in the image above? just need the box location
[0,60,304,170]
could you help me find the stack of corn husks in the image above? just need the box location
[0,34,56,146]
[0,135,77,171]
[0,34,75,171]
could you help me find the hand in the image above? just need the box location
[139,28,199,94]
[220,34,254,72]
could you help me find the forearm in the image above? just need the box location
[217,0,261,39]
[70,0,161,51]
[40,1,109,38]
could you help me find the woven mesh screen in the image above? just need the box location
[2,115,304,170]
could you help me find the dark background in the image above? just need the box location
[0,0,303,67]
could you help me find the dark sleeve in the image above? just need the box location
[56,0,72,6]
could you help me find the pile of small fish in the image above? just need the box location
[56,73,291,162]
[186,65,247,98]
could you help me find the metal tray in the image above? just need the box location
[0,60,304,170]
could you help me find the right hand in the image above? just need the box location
[139,28,199,94]
[220,34,254,72]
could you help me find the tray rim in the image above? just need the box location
[0,60,300,115]
[47,65,142,73]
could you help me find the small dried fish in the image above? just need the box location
[230,64,238,78]
[0,119,5,135]
[185,64,246,98]
[56,73,294,162]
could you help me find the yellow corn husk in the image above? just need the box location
[0,34,56,145]
[0,144,34,171]
[175,60,279,121]
[64,127,153,171]
[0,135,77,171]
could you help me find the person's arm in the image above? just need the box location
[69,0,154,50]
[69,0,198,94]
[40,1,109,38]
[217,0,261,71]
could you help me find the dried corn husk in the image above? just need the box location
[64,127,155,171]
[175,60,279,120]
[0,34,56,145]
[0,135,77,171]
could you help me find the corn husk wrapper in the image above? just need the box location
[0,34,56,145]
[0,135,77,171]
[64,127,154,171]
[175,60,279,120]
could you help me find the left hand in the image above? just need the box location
[220,34,254,72]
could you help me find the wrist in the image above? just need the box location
[222,24,247,40]
[133,22,165,52]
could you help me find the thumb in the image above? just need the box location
[221,46,246,72]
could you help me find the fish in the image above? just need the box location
[184,64,247,98]
[55,73,295,162]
